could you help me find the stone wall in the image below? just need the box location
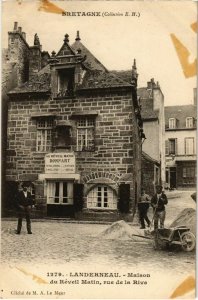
[6,90,141,205]
[8,31,30,85]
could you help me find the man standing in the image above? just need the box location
[151,185,168,230]
[138,188,151,229]
[15,182,35,234]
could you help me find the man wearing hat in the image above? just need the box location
[151,185,168,230]
[15,182,35,234]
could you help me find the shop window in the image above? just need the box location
[186,117,194,128]
[36,118,53,152]
[183,167,195,178]
[185,138,194,155]
[57,68,74,97]
[47,181,73,204]
[77,118,95,151]
[87,185,117,209]
[169,118,176,129]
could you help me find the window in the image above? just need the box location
[47,181,73,204]
[183,167,195,178]
[36,118,53,152]
[186,117,194,128]
[165,139,177,155]
[77,118,95,151]
[185,138,194,155]
[87,185,117,209]
[169,118,176,129]
[57,68,74,97]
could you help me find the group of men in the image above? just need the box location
[138,185,168,230]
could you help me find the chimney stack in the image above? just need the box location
[13,22,18,31]
[75,31,81,41]
[18,26,22,34]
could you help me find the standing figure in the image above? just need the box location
[15,182,35,234]
[138,188,151,229]
[151,185,168,230]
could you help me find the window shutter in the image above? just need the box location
[165,140,169,155]
[118,184,130,213]
[73,183,84,211]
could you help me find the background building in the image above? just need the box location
[138,79,165,193]
[165,88,197,189]
[3,23,144,221]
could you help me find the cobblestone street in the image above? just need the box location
[1,190,196,271]
[1,190,196,299]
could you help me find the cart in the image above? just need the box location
[153,226,196,252]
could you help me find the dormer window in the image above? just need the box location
[169,118,176,129]
[186,117,193,128]
[57,68,74,98]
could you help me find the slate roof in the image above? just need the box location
[137,87,152,99]
[142,151,160,165]
[165,105,197,129]
[139,98,158,120]
[78,70,132,90]
[8,39,132,95]
[72,39,108,72]
[8,64,51,94]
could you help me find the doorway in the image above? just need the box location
[170,167,177,189]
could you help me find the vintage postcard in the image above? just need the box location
[1,0,197,299]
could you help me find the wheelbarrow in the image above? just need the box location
[153,226,196,252]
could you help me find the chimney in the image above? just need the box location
[64,34,69,44]
[22,32,26,40]
[75,31,81,41]
[18,26,22,34]
[147,78,156,89]
[13,22,18,31]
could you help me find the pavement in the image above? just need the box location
[1,190,196,299]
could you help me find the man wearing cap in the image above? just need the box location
[151,185,168,230]
[15,182,35,234]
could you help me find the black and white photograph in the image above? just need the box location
[1,0,197,299]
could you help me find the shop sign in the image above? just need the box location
[45,152,75,174]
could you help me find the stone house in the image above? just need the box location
[3,23,144,221]
[165,89,197,189]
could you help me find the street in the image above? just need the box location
[1,190,196,299]
[1,190,196,273]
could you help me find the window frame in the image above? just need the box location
[47,181,73,205]
[36,118,53,153]
[87,185,117,210]
[186,117,194,128]
[169,118,176,129]
[76,117,95,152]
[185,137,194,155]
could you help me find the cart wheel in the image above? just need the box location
[180,232,196,252]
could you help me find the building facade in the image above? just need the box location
[138,79,165,193]
[4,23,144,221]
[165,93,197,189]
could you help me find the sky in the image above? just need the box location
[1,0,197,106]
